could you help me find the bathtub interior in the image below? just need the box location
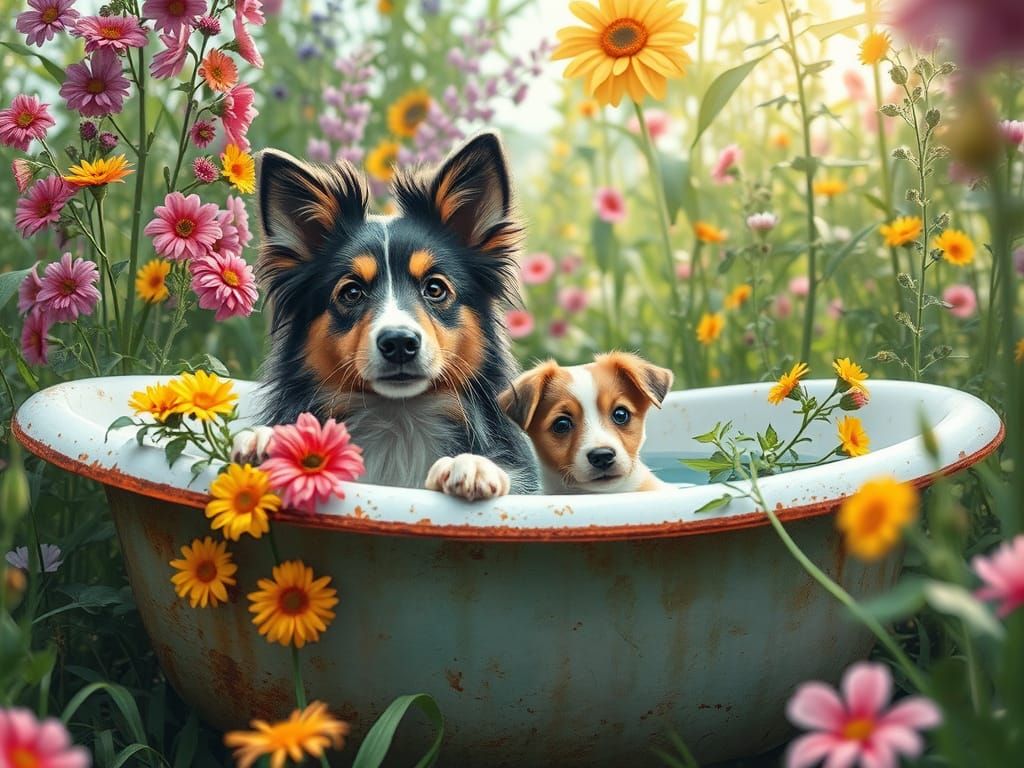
[14,376,1002,531]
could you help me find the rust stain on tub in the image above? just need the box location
[208,649,291,721]
[445,669,464,692]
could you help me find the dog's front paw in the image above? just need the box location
[425,454,510,501]
[230,426,275,465]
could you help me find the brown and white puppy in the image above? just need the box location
[498,353,673,494]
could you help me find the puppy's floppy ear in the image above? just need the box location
[498,361,558,430]
[257,148,368,290]
[602,352,674,408]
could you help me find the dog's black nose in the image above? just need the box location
[587,448,617,469]
[377,328,421,364]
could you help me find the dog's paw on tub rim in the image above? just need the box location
[425,454,511,501]
[230,426,275,464]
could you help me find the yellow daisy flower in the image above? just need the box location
[169,537,237,608]
[833,357,870,396]
[933,229,975,266]
[206,464,281,541]
[696,312,724,345]
[366,139,399,182]
[136,259,171,303]
[837,477,919,560]
[550,0,697,107]
[837,415,871,457]
[128,382,182,422]
[248,560,339,648]
[221,144,256,194]
[64,154,133,186]
[378,0,393,12]
[387,89,431,138]
[768,362,809,405]
[771,130,791,149]
[724,284,752,310]
[224,701,350,768]
[879,216,922,247]
[813,178,847,198]
[1016,338,1024,364]
[578,99,599,118]
[169,370,238,421]
[695,221,727,244]
[859,31,891,66]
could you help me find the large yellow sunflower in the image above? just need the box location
[551,0,697,107]
[366,140,400,182]
[169,537,237,608]
[169,370,238,421]
[248,560,339,648]
[225,701,350,768]
[387,89,431,138]
[206,463,281,541]
[838,477,918,560]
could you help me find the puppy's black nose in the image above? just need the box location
[377,329,421,364]
[587,448,617,469]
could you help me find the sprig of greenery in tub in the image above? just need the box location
[684,358,872,512]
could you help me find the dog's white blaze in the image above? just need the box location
[567,366,619,456]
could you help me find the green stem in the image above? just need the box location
[74,323,101,376]
[123,45,149,356]
[905,82,931,382]
[95,196,123,338]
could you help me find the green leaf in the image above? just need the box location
[922,580,1005,640]
[717,250,737,275]
[860,577,927,623]
[863,192,889,214]
[0,265,35,312]
[822,223,876,282]
[61,682,149,746]
[803,60,833,77]
[590,216,616,273]
[105,416,137,442]
[693,494,733,514]
[352,693,444,768]
[164,436,188,468]
[0,41,66,84]
[692,423,722,444]
[681,456,734,472]
[806,13,870,41]
[789,155,819,175]
[691,54,770,148]
[657,152,696,224]
[110,260,130,279]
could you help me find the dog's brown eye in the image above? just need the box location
[337,281,364,305]
[422,277,450,303]
[551,416,573,435]
[611,406,631,425]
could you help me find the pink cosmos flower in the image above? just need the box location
[262,413,365,514]
[150,28,191,79]
[594,187,627,224]
[942,283,977,319]
[627,108,670,142]
[890,0,1024,71]
[558,286,588,314]
[60,49,131,117]
[549,319,568,338]
[190,120,216,148]
[189,250,258,320]
[37,252,100,322]
[774,293,793,319]
[192,156,218,184]
[789,276,810,297]
[520,252,555,285]
[0,94,55,152]
[144,192,223,262]
[15,175,76,238]
[225,195,252,247]
[505,309,534,339]
[711,143,742,185]
[18,267,44,315]
[21,310,52,366]
[999,119,1024,147]
[74,14,147,53]
[233,12,264,68]
[142,0,206,35]
[16,0,80,47]
[0,707,89,768]
[220,84,258,150]
[675,261,691,280]
[973,534,1024,617]
[560,253,582,274]
[12,158,34,194]
[785,662,942,768]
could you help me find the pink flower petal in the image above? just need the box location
[841,662,891,718]
[786,732,843,768]
[878,697,942,730]
[786,682,847,732]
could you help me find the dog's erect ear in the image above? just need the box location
[498,361,558,431]
[393,132,523,256]
[602,352,674,408]
[257,148,368,279]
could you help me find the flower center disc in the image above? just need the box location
[222,269,240,287]
[278,586,310,615]
[601,18,648,57]
[16,112,34,128]
[149,274,164,288]
[86,77,105,94]
[841,717,875,742]
[100,26,122,39]
[11,747,41,768]
[61,278,77,296]
[195,560,217,583]
[170,0,186,14]
[41,7,59,23]
[175,218,195,237]
[404,104,427,128]
[191,391,214,409]
[234,490,255,513]
[302,453,325,470]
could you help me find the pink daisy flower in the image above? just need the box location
[891,0,1024,71]
[37,252,101,323]
[190,120,216,148]
[150,28,191,79]
[192,156,218,184]
[827,298,845,320]
[560,253,582,274]
[233,12,264,68]
[711,143,743,185]
[973,534,1024,617]
[0,707,89,768]
[999,119,1024,147]
[12,158,34,193]
[225,195,252,247]
[773,293,793,319]
[16,0,80,47]
[142,0,206,35]
[789,275,810,298]
[747,211,779,233]
[593,187,627,224]
[627,108,670,142]
[189,250,258,321]
[675,261,691,280]
[505,309,534,339]
[558,286,588,314]
[60,50,131,118]
[236,0,267,26]
[15,175,76,238]
[220,84,258,150]
[786,662,942,768]
[18,267,44,315]
[549,319,568,338]
[520,252,555,285]
[73,14,148,54]
[144,191,223,262]
[0,94,55,151]
[21,309,53,366]
[262,413,365,514]
[942,283,977,319]
[210,209,242,257]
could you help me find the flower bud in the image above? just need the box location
[890,65,908,85]
[3,567,26,612]
[0,444,30,528]
[79,121,97,141]
[879,104,900,117]
[925,108,941,128]
[840,390,869,411]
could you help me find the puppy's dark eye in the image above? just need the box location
[551,416,573,435]
[336,281,364,305]
[422,277,450,303]
[611,406,631,425]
